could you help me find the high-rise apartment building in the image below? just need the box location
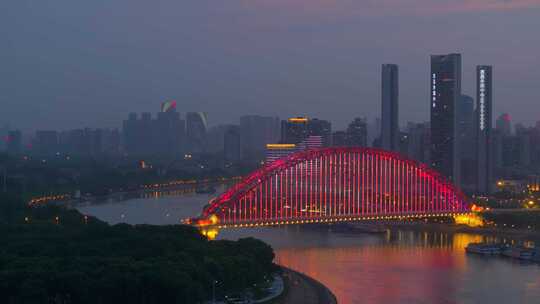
[122,104,185,156]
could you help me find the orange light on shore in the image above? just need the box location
[470,204,485,212]
[287,117,308,123]
[200,228,219,240]
[196,215,219,227]
[454,214,484,227]
[266,144,296,149]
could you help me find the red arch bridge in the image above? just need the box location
[189,147,471,229]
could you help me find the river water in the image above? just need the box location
[78,186,540,304]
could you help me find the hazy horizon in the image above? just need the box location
[3,0,540,131]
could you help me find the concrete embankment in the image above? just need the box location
[276,267,337,304]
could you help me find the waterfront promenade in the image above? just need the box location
[278,268,337,304]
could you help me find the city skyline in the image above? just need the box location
[3,1,540,131]
[3,2,540,304]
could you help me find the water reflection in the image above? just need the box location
[77,184,229,225]
[221,226,540,304]
[78,188,540,304]
[281,229,538,304]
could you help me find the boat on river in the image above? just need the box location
[465,243,503,255]
[533,248,540,263]
[502,246,535,260]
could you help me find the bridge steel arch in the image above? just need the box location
[198,147,469,227]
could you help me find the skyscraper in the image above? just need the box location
[122,106,185,157]
[430,53,461,185]
[346,118,368,147]
[281,117,309,144]
[186,112,208,154]
[458,95,475,160]
[458,94,476,191]
[156,107,184,156]
[224,125,242,163]
[239,115,280,162]
[331,119,368,147]
[477,66,493,194]
[407,122,430,164]
[308,118,332,147]
[381,64,399,151]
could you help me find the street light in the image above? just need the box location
[212,280,219,304]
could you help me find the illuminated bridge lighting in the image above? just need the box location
[193,147,469,228]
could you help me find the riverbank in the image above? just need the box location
[275,267,337,304]
[388,222,540,240]
[28,176,242,207]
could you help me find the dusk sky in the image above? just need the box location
[3,0,540,131]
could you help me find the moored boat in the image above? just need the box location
[465,243,502,255]
[502,246,535,260]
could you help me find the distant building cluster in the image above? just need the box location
[3,53,540,195]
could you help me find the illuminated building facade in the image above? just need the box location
[281,117,309,144]
[160,100,177,113]
[265,136,323,164]
[476,65,493,194]
[430,53,461,186]
[265,143,297,163]
[308,118,332,147]
[381,64,399,151]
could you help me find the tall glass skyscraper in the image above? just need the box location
[381,64,399,151]
[430,53,461,186]
[186,112,208,154]
[477,65,493,194]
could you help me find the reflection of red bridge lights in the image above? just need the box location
[192,147,469,227]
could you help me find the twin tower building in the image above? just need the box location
[381,54,492,194]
